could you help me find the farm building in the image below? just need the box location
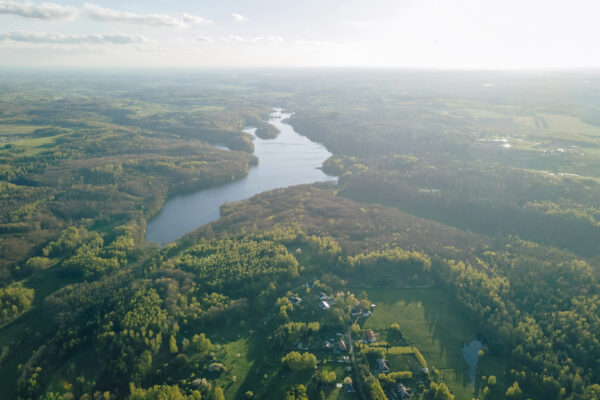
[377,358,390,373]
[366,329,377,342]
[396,383,412,399]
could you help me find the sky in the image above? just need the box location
[0,0,598,69]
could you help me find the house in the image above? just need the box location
[366,329,377,343]
[377,358,390,373]
[338,339,347,351]
[319,300,330,310]
[396,383,412,399]
[362,310,371,318]
[192,378,203,387]
[290,296,302,305]
[319,292,329,301]
[208,363,225,372]
[306,279,316,289]
[323,341,333,350]
[295,248,302,254]
[351,309,362,317]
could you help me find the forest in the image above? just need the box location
[0,70,599,400]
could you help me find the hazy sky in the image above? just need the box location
[0,0,598,68]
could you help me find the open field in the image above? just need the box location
[216,337,255,398]
[540,113,600,138]
[361,287,507,399]
[0,124,45,135]
[3,134,64,155]
[216,334,358,400]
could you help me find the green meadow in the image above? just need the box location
[362,288,506,399]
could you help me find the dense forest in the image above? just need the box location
[0,71,599,399]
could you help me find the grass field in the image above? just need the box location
[540,113,600,138]
[325,387,356,400]
[3,134,64,155]
[0,124,45,135]
[216,337,255,398]
[361,287,506,399]
[211,328,358,400]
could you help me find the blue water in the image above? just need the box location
[145,109,336,243]
[462,339,483,386]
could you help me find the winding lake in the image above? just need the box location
[146,109,336,243]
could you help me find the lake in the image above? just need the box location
[145,109,336,243]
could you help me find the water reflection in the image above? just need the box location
[146,109,336,243]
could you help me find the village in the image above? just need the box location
[273,277,432,400]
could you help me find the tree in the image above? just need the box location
[360,299,371,310]
[42,393,65,400]
[133,350,153,384]
[583,384,600,399]
[483,386,491,400]
[505,381,523,400]
[191,333,212,354]
[316,370,336,385]
[284,385,308,400]
[572,373,583,393]
[281,352,317,372]
[212,387,225,400]
[387,323,404,344]
[423,382,454,400]
[129,383,192,400]
[482,375,497,400]
[169,335,178,354]
[364,375,387,400]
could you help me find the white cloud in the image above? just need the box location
[221,35,283,44]
[264,36,284,43]
[231,13,248,22]
[197,36,214,42]
[223,34,243,42]
[0,2,212,28]
[0,0,77,20]
[344,20,375,29]
[182,13,212,25]
[295,39,342,46]
[84,3,185,27]
[0,31,148,44]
